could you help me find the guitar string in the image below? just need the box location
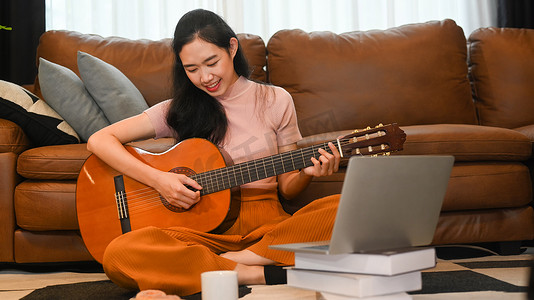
[118,142,336,214]
[121,143,331,214]
[112,136,389,215]
[123,141,332,201]
[115,137,387,215]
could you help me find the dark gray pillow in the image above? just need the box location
[77,51,148,124]
[38,57,111,142]
[0,80,80,146]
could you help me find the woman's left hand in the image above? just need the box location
[302,142,341,177]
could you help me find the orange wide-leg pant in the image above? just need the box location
[103,194,340,296]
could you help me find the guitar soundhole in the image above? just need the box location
[159,167,197,212]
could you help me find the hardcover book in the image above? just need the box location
[294,247,435,276]
[287,268,421,297]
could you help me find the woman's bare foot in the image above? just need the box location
[220,249,276,265]
[220,250,277,285]
[233,263,265,285]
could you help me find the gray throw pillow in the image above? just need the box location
[77,51,149,124]
[38,57,111,142]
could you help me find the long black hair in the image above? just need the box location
[167,9,251,145]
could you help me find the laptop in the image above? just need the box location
[269,155,454,255]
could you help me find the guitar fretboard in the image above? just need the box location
[191,141,333,195]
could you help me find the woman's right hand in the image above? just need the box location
[152,171,202,210]
[87,113,203,210]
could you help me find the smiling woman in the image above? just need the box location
[45,0,497,41]
[180,38,239,96]
[83,8,344,296]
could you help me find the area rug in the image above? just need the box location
[21,257,532,300]
[20,280,253,300]
[414,263,530,294]
[18,249,533,300]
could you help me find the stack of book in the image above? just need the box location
[286,247,436,300]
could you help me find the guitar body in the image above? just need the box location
[76,138,240,263]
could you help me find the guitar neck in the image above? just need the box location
[192,140,334,195]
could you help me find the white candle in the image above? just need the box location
[201,270,238,300]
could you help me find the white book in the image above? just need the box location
[287,268,421,298]
[294,247,435,276]
[319,291,413,300]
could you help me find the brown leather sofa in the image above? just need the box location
[1,19,533,264]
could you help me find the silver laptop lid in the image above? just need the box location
[327,155,454,254]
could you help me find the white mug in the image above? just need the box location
[201,270,238,300]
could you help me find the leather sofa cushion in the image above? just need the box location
[15,180,78,231]
[469,27,534,129]
[401,124,532,161]
[298,124,532,162]
[17,144,91,180]
[0,119,30,154]
[17,138,176,180]
[14,230,93,263]
[433,206,534,245]
[34,31,267,106]
[238,33,268,82]
[442,162,532,211]
[267,19,477,137]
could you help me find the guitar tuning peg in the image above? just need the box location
[353,129,359,133]
[366,126,371,130]
[376,123,384,128]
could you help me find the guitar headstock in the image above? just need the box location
[338,123,406,157]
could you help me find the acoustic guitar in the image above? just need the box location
[76,123,406,262]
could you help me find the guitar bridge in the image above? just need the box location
[114,175,132,234]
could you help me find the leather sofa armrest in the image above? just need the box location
[0,119,32,154]
[0,119,28,262]
[0,152,20,262]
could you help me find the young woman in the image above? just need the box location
[87,9,341,296]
